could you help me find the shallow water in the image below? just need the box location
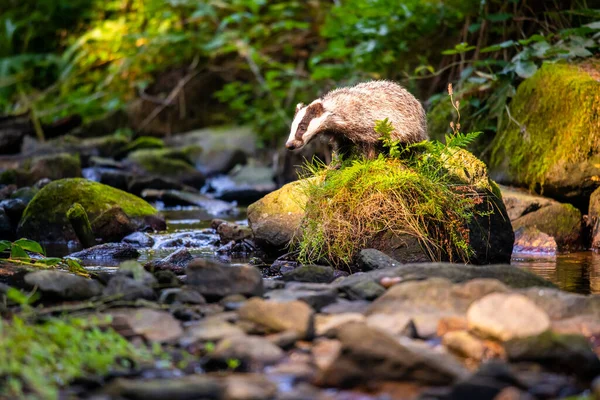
[513,251,600,294]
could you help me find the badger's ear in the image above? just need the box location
[295,102,305,114]
[309,100,324,116]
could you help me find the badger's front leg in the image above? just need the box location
[329,137,344,169]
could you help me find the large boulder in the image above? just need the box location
[17,178,165,243]
[489,61,600,209]
[249,150,513,265]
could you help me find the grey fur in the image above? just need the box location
[286,80,428,159]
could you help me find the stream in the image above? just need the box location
[47,205,600,295]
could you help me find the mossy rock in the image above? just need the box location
[17,178,165,243]
[0,153,82,187]
[247,178,313,249]
[117,136,165,158]
[512,203,582,251]
[126,146,205,188]
[489,61,600,207]
[248,151,513,265]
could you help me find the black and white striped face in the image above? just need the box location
[286,100,329,151]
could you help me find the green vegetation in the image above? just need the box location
[1,1,597,144]
[0,238,88,275]
[18,178,160,242]
[20,178,158,224]
[296,106,492,266]
[0,316,152,399]
[489,61,600,189]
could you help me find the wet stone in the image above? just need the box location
[222,373,277,400]
[103,375,224,400]
[24,270,103,301]
[445,362,526,400]
[108,308,183,343]
[180,316,245,346]
[281,264,335,284]
[0,198,26,225]
[145,248,193,275]
[356,248,403,271]
[186,259,263,300]
[122,231,155,248]
[103,275,156,301]
[238,298,315,339]
[265,287,337,311]
[159,287,206,305]
[208,334,285,367]
[315,313,366,336]
[68,243,140,260]
[467,293,550,341]
[319,321,469,387]
[505,331,600,379]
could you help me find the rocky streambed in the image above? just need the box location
[1,199,600,399]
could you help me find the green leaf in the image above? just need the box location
[13,239,45,255]
[585,21,600,30]
[10,244,29,260]
[486,13,513,22]
[480,40,516,53]
[36,257,62,266]
[442,42,476,55]
[515,60,538,78]
[0,240,11,253]
[518,34,547,46]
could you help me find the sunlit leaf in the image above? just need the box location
[10,244,29,260]
[0,240,11,253]
[515,60,538,78]
[481,40,516,53]
[14,239,44,255]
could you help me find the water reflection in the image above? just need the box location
[513,251,600,294]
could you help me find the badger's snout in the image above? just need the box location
[285,140,302,151]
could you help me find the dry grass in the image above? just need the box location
[295,153,486,267]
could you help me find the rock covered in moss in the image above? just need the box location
[248,150,513,265]
[589,186,600,251]
[489,61,600,207]
[17,178,165,243]
[126,146,205,188]
[511,203,582,251]
[247,179,309,249]
[0,153,82,187]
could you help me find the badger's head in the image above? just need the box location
[285,100,330,151]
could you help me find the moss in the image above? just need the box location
[296,149,491,266]
[512,203,581,249]
[127,146,202,174]
[0,316,153,399]
[490,61,600,189]
[0,169,17,184]
[120,136,165,156]
[443,148,491,192]
[18,178,160,242]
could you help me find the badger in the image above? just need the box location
[285,80,428,160]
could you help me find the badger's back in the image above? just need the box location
[323,81,427,144]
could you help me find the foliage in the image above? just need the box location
[1,0,598,145]
[427,2,600,149]
[0,315,152,399]
[0,238,88,276]
[488,61,600,190]
[296,93,488,266]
